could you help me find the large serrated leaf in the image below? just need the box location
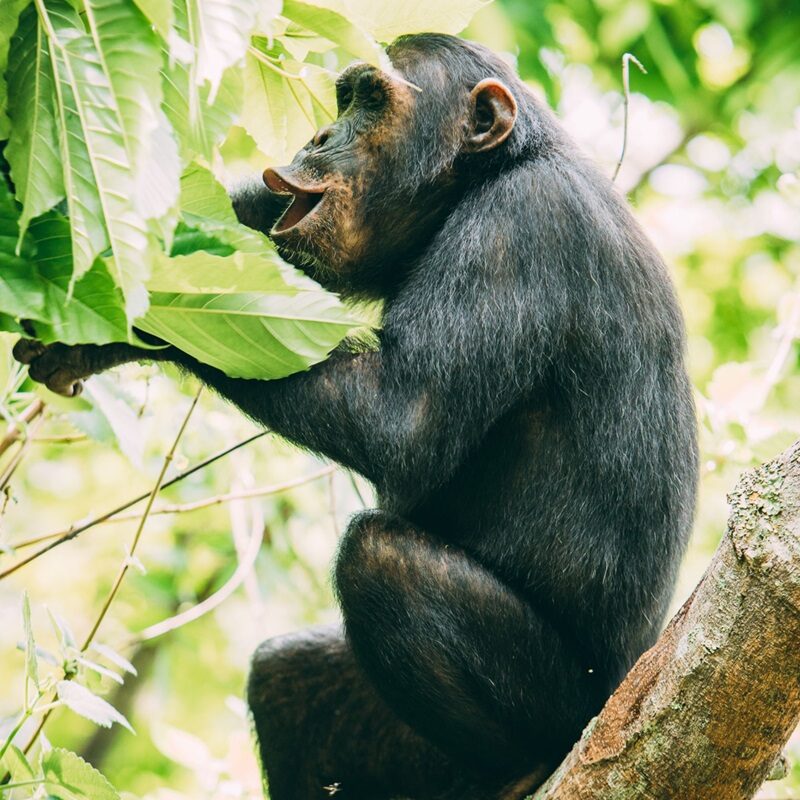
[132,0,174,40]
[0,177,45,320]
[177,162,304,261]
[185,0,265,99]
[161,0,242,163]
[26,213,129,345]
[281,0,386,65]
[179,161,239,225]
[139,251,360,378]
[0,744,35,784]
[242,45,336,162]
[41,0,156,318]
[5,5,64,242]
[43,747,120,800]
[309,0,488,41]
[148,249,302,294]
[0,0,29,137]
[83,0,179,223]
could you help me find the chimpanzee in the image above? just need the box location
[14,33,698,800]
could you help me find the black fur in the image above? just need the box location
[17,33,699,800]
[183,34,698,799]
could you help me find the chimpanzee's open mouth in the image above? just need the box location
[263,168,326,234]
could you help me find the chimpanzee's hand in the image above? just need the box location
[12,339,150,397]
[13,339,102,397]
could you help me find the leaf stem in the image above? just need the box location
[0,399,45,458]
[80,388,202,650]
[612,53,647,184]
[1,778,43,789]
[0,709,30,763]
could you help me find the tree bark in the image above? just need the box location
[534,441,800,800]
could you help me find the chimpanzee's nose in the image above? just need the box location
[313,126,333,148]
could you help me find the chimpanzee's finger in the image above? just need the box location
[47,372,83,398]
[12,338,47,365]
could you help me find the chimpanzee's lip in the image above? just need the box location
[263,168,327,235]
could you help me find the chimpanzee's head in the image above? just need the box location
[263,34,540,297]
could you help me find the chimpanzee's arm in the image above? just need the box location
[169,320,519,496]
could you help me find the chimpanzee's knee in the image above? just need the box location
[334,510,415,610]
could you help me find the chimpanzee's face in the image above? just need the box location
[263,62,419,292]
[263,49,518,297]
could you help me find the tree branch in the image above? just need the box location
[534,441,800,799]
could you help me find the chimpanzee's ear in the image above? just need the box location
[465,79,517,153]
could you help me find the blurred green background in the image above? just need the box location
[2,0,800,797]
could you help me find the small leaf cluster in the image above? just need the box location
[1,593,138,798]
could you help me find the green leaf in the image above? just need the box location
[170,224,235,257]
[0,0,30,137]
[25,213,129,345]
[22,590,39,691]
[56,680,134,732]
[148,249,304,294]
[178,162,294,257]
[92,643,138,676]
[0,744,36,784]
[43,748,120,800]
[81,375,146,467]
[5,5,64,242]
[132,0,174,40]
[41,0,157,318]
[183,0,266,98]
[139,251,361,379]
[0,313,24,333]
[48,607,77,651]
[161,0,243,163]
[312,0,489,41]
[179,161,238,225]
[0,177,45,320]
[281,0,386,65]
[76,655,124,685]
[242,46,336,163]
[83,0,179,223]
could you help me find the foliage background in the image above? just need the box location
[2,0,800,797]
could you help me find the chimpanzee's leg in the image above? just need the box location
[334,511,608,777]
[247,626,515,800]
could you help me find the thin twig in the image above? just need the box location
[20,712,47,761]
[612,53,647,184]
[0,432,269,581]
[0,415,46,492]
[0,399,45,459]
[133,500,263,643]
[80,389,202,649]
[33,434,88,444]
[112,465,334,523]
[10,463,331,550]
[14,393,203,766]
